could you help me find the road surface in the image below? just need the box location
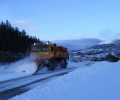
[0,68,76,100]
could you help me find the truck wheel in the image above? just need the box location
[48,58,55,70]
[60,59,67,68]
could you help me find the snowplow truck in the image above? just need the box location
[30,42,69,70]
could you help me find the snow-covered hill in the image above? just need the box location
[70,39,120,62]
[53,38,103,51]
[112,39,120,44]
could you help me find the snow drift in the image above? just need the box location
[5,57,38,75]
[0,56,38,82]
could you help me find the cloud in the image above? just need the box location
[98,29,120,43]
[15,20,28,25]
[15,19,40,35]
[99,29,114,38]
[99,29,117,39]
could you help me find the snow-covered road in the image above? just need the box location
[0,67,76,93]
[10,61,120,100]
[0,76,59,100]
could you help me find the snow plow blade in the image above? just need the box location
[34,59,41,67]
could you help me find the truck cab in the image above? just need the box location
[30,42,68,70]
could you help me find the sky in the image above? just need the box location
[0,0,120,41]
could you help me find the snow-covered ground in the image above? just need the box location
[0,67,75,93]
[0,56,89,82]
[10,61,120,100]
[0,57,37,82]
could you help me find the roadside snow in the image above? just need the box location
[0,68,75,93]
[14,61,37,75]
[0,57,37,82]
[67,61,95,68]
[7,57,37,75]
[10,61,120,100]
[0,73,28,82]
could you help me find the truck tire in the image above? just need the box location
[60,59,67,68]
[48,58,55,70]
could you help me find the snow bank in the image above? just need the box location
[0,73,28,82]
[12,57,38,75]
[67,61,95,68]
[11,61,120,100]
[1,57,38,75]
[0,57,37,82]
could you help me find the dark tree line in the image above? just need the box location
[0,20,40,53]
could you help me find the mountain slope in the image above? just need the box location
[54,38,103,51]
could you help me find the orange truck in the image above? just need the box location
[30,42,69,70]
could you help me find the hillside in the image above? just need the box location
[53,38,103,51]
[70,40,120,62]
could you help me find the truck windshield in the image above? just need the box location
[31,45,49,52]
